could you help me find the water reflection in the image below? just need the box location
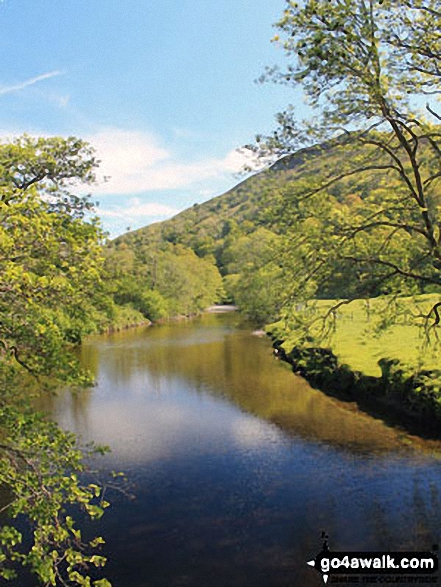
[38,313,441,587]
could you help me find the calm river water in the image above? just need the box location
[41,312,441,586]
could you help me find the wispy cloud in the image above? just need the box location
[0,70,63,97]
[87,128,257,196]
[97,197,181,236]
[99,198,181,221]
[44,92,70,108]
[0,124,258,237]
[171,126,205,140]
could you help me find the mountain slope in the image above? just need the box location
[109,134,418,320]
[112,138,344,258]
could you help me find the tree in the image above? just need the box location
[153,244,224,315]
[223,228,288,323]
[247,0,441,330]
[0,135,115,586]
[0,135,108,377]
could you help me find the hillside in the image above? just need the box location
[108,132,438,324]
[112,137,348,264]
[112,133,391,276]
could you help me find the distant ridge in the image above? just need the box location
[113,136,346,251]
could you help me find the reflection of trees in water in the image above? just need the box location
[326,473,434,554]
[75,316,424,453]
[38,315,441,582]
[0,485,13,521]
[36,386,93,436]
[78,342,99,378]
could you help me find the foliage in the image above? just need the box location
[267,294,441,424]
[110,1,441,405]
[0,135,106,380]
[0,135,97,195]
[222,228,288,323]
[153,245,224,315]
[112,275,169,321]
[243,0,441,335]
[0,135,114,585]
[94,303,146,333]
[0,407,111,587]
[106,237,224,318]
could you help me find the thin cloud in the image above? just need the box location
[0,70,63,97]
[87,128,257,196]
[171,126,205,140]
[99,199,181,221]
[0,125,258,198]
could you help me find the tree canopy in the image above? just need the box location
[246,0,441,331]
[0,135,114,586]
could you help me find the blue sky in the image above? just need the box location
[0,0,300,236]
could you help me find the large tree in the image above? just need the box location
[247,0,441,330]
[0,135,114,586]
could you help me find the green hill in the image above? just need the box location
[112,138,343,263]
[106,141,337,322]
[107,133,439,325]
[104,136,441,421]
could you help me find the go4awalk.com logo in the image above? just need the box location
[306,534,439,584]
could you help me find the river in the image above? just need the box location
[40,312,441,586]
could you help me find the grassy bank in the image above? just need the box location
[90,304,150,335]
[269,295,441,376]
[266,294,441,431]
[104,304,151,332]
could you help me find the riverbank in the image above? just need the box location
[267,331,441,438]
[265,295,441,437]
[95,303,237,335]
[94,301,441,436]
[47,310,441,587]
[94,304,151,334]
[206,304,238,313]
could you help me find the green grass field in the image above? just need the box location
[271,294,441,377]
